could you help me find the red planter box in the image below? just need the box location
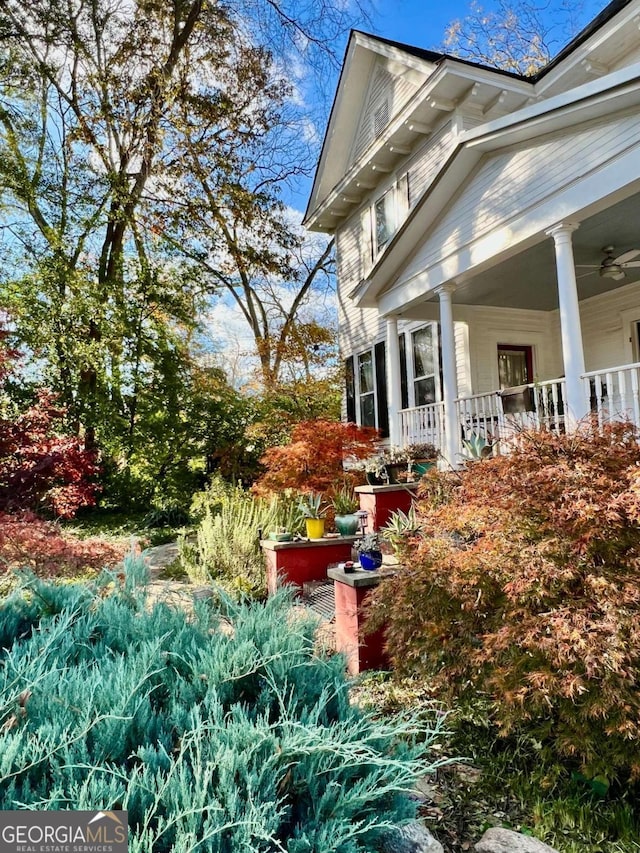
[328,565,390,675]
[355,484,417,533]
[261,537,358,595]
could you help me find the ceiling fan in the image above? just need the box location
[577,246,640,281]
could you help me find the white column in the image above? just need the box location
[546,222,588,428]
[436,284,459,465]
[386,316,403,446]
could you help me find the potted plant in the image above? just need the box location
[382,446,411,484]
[404,442,438,476]
[331,485,360,536]
[362,455,388,486]
[355,532,383,570]
[268,527,293,542]
[298,492,327,539]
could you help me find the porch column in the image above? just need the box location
[386,316,402,445]
[546,222,589,428]
[436,284,459,465]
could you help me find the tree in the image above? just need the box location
[368,422,640,779]
[148,61,337,391]
[0,344,99,518]
[442,0,598,74]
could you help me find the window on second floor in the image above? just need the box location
[372,174,410,260]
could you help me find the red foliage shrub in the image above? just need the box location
[253,420,379,497]
[0,391,100,518]
[368,421,640,778]
[0,512,125,579]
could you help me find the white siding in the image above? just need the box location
[395,110,640,290]
[455,305,562,394]
[337,121,458,355]
[336,225,385,353]
[578,280,640,370]
[407,122,453,206]
[350,63,421,165]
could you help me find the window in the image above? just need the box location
[412,326,437,406]
[358,350,376,427]
[344,344,389,437]
[371,175,410,259]
[497,345,533,388]
[374,190,394,254]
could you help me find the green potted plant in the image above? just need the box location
[355,532,383,570]
[381,506,421,560]
[331,485,360,536]
[298,492,327,539]
[404,442,438,476]
[268,526,293,542]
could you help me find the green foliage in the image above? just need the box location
[297,492,327,519]
[369,422,640,781]
[0,562,444,851]
[460,432,494,461]
[180,484,303,596]
[381,506,421,560]
[332,484,359,515]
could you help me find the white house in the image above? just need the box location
[303,0,640,464]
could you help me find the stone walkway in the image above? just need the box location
[142,541,211,611]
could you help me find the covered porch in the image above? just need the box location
[383,190,640,463]
[400,364,640,459]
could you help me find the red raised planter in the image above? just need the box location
[355,484,417,533]
[327,564,391,675]
[261,537,358,596]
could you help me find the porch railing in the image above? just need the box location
[399,401,445,449]
[583,363,640,428]
[402,378,568,455]
[400,366,640,453]
[453,378,567,454]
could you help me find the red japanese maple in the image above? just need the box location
[0,344,99,518]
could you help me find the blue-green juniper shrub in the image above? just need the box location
[0,557,444,851]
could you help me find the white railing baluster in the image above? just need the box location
[399,364,640,460]
[633,368,640,427]
[582,362,640,432]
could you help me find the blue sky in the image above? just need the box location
[371,0,473,50]
[368,0,604,54]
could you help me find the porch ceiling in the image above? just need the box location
[443,192,640,310]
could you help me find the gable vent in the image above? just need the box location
[373,101,389,138]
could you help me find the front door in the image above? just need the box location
[497,344,533,389]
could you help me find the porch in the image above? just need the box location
[400,362,640,459]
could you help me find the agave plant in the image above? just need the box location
[297,491,327,519]
[460,432,494,461]
[382,506,422,557]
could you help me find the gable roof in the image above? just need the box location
[304,0,636,230]
[355,59,640,309]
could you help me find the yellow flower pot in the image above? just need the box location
[305,518,325,539]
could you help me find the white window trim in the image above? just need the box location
[371,173,410,261]
[356,347,377,429]
[406,322,441,409]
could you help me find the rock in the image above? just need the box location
[380,820,444,853]
[475,828,560,853]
